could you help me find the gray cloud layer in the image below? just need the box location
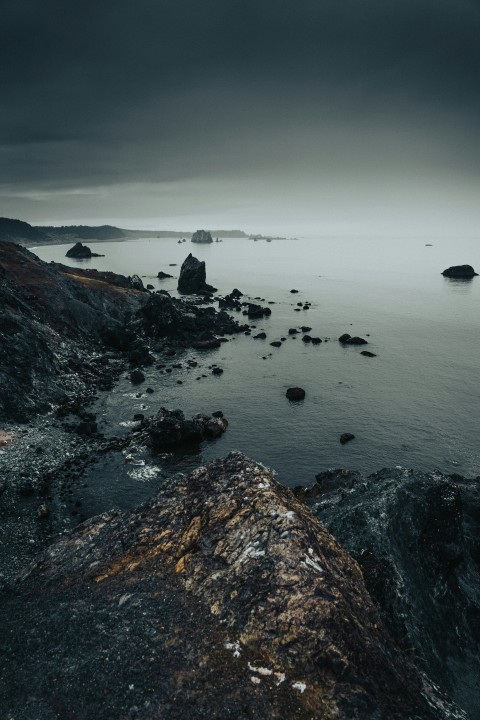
[1,0,480,230]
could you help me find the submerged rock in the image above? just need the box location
[157,270,174,279]
[177,253,217,294]
[442,265,478,279]
[340,433,355,444]
[0,453,456,720]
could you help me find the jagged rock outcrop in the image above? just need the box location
[298,466,480,719]
[0,453,460,720]
[65,241,103,258]
[177,253,217,294]
[191,229,213,243]
[442,265,478,279]
[134,407,228,450]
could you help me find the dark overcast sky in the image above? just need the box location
[1,0,480,233]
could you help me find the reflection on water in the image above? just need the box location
[32,235,480,513]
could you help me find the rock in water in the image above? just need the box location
[65,241,104,258]
[191,229,213,244]
[286,387,305,400]
[178,253,217,294]
[0,453,456,719]
[442,264,478,278]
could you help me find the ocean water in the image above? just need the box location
[32,235,480,492]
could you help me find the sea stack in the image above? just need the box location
[177,253,217,294]
[65,241,103,259]
[191,229,213,244]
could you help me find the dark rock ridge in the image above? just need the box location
[0,453,458,720]
[298,466,480,719]
[191,229,213,244]
[0,217,47,243]
[65,241,104,258]
[442,265,478,279]
[177,253,217,294]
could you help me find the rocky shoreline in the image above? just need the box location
[1,240,478,719]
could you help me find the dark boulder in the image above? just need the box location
[311,337,322,344]
[339,333,368,345]
[247,303,272,319]
[302,335,312,343]
[178,253,217,294]
[211,367,223,375]
[442,264,478,278]
[286,387,305,400]
[191,229,213,244]
[130,368,145,384]
[361,350,377,357]
[157,271,174,279]
[340,433,355,445]
[288,328,299,335]
[253,332,267,339]
[270,340,282,347]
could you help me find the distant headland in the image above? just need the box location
[0,217,253,246]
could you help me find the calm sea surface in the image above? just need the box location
[32,235,480,498]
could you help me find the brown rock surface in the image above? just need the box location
[0,453,459,719]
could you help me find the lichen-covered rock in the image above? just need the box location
[0,453,461,720]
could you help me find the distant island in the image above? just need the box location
[0,217,254,246]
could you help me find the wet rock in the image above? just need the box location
[301,335,312,343]
[75,420,98,436]
[288,328,299,335]
[133,413,145,422]
[340,433,355,445]
[270,341,282,347]
[0,453,456,720]
[253,332,267,339]
[157,271,174,279]
[339,334,368,345]
[136,407,228,451]
[361,350,377,357]
[211,367,223,375]
[301,326,312,332]
[290,288,299,293]
[37,503,50,519]
[129,369,145,384]
[247,304,271,319]
[177,253,217,294]
[146,284,154,290]
[442,265,478,278]
[311,337,322,344]
[286,387,305,400]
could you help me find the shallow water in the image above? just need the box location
[32,235,480,490]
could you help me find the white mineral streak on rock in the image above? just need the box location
[224,641,241,658]
[303,555,323,573]
[292,681,307,693]
[248,663,273,676]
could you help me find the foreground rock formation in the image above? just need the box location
[298,466,480,719]
[0,453,462,720]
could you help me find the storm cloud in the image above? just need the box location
[1,0,480,231]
